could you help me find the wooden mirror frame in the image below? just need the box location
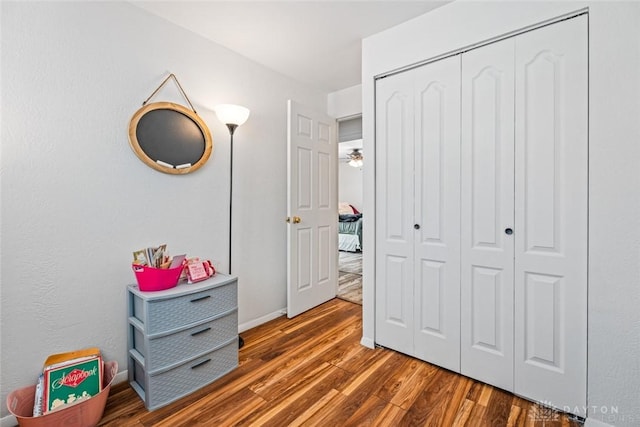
[128,102,213,175]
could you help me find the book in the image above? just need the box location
[33,374,44,416]
[132,249,148,266]
[43,347,101,368]
[42,355,103,413]
[170,254,186,268]
[134,244,168,268]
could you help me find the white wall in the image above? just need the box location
[338,163,363,213]
[0,1,326,418]
[328,84,362,119]
[362,2,640,426]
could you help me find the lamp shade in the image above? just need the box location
[214,104,250,126]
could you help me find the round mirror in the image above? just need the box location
[128,102,213,174]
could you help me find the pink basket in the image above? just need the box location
[7,361,118,427]
[132,264,183,292]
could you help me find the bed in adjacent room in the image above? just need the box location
[338,202,362,252]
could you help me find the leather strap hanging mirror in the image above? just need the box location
[128,74,213,174]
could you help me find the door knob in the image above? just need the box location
[414,224,420,230]
[505,228,513,235]
[293,216,301,224]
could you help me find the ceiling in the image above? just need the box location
[131,1,448,93]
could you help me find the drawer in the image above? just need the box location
[146,282,237,334]
[133,310,237,372]
[130,338,238,411]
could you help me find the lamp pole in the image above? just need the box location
[226,123,238,274]
[215,104,250,350]
[226,123,243,349]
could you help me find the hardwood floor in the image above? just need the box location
[338,251,362,305]
[99,299,580,426]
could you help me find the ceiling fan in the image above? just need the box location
[347,149,363,168]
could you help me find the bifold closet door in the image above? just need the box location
[412,56,461,372]
[375,15,587,412]
[375,70,416,355]
[375,55,461,368]
[514,15,587,410]
[461,37,515,392]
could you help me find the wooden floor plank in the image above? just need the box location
[297,389,349,426]
[484,388,515,426]
[372,402,408,426]
[97,298,581,427]
[452,399,476,427]
[286,388,341,427]
[319,352,407,425]
[400,369,464,426]
[342,394,390,426]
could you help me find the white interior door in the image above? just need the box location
[412,55,461,372]
[287,100,338,318]
[513,15,588,412]
[374,55,461,369]
[461,37,515,391]
[374,70,415,354]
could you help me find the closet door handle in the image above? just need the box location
[414,224,421,230]
[505,228,513,235]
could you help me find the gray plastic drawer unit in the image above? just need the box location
[127,274,239,410]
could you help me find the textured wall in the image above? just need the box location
[362,2,640,426]
[586,3,640,426]
[0,1,326,418]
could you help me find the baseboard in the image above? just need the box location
[584,418,614,427]
[238,308,286,333]
[360,336,375,349]
[114,369,128,385]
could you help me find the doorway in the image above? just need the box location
[337,116,363,305]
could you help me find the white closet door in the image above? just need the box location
[514,15,588,412]
[375,71,415,354]
[461,38,515,391]
[412,55,461,371]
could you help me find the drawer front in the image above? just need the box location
[146,340,238,410]
[147,282,237,334]
[142,311,237,372]
[129,292,146,326]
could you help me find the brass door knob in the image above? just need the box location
[292,216,301,224]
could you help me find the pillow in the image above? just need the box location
[338,202,354,215]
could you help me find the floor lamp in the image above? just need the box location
[214,104,250,349]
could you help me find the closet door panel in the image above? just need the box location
[461,38,515,391]
[413,55,461,371]
[375,71,415,354]
[514,15,587,413]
